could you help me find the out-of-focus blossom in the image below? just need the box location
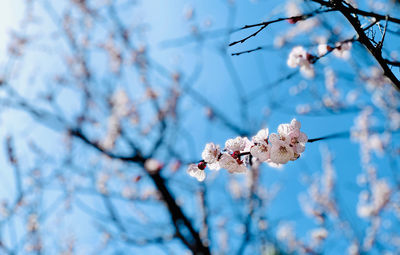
[287,46,315,78]
[333,41,352,59]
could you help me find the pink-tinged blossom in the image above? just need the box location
[250,128,271,161]
[225,136,251,153]
[201,143,221,170]
[187,164,206,181]
[278,119,308,154]
[219,153,247,174]
[250,145,271,162]
[188,119,307,181]
[269,133,295,164]
[287,46,315,78]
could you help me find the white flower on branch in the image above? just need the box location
[269,133,295,164]
[187,119,308,181]
[318,44,330,56]
[219,153,247,174]
[201,143,221,170]
[333,41,352,59]
[287,46,315,78]
[278,118,308,154]
[225,136,251,153]
[187,163,206,182]
[250,128,271,161]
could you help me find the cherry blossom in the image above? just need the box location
[269,133,295,164]
[287,46,315,78]
[225,136,251,153]
[219,153,247,174]
[201,142,221,170]
[187,119,308,181]
[187,163,206,182]
[333,41,352,59]
[278,119,308,154]
[250,128,271,161]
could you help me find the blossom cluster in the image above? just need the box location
[287,41,352,78]
[187,119,308,181]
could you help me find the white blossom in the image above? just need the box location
[202,142,220,163]
[311,228,328,242]
[285,2,301,17]
[144,158,163,173]
[318,44,329,56]
[287,46,308,68]
[250,128,271,161]
[225,136,251,153]
[250,145,271,162]
[287,46,315,78]
[269,134,294,164]
[357,179,391,218]
[187,164,206,181]
[219,153,247,174]
[333,41,352,59]
[110,89,130,117]
[188,118,308,181]
[278,119,308,154]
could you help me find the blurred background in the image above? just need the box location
[0,0,399,254]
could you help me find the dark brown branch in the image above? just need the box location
[386,59,400,67]
[308,131,350,142]
[231,46,263,56]
[311,0,400,91]
[229,8,337,47]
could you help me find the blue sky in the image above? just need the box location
[0,0,399,254]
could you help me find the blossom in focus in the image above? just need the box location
[269,133,295,164]
[201,142,221,170]
[225,136,251,153]
[219,153,247,174]
[250,128,271,161]
[187,118,308,181]
[278,118,308,154]
[187,163,206,181]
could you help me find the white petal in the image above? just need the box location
[269,133,281,144]
[250,145,270,161]
[278,124,291,137]
[195,170,206,182]
[252,128,269,145]
[290,118,301,129]
[208,162,221,170]
[298,132,308,143]
[201,143,220,164]
[187,164,199,177]
[270,142,294,164]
